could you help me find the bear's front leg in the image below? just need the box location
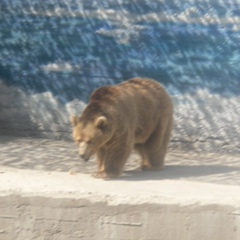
[103,142,132,178]
[92,138,132,179]
[92,148,106,178]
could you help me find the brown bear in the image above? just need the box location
[70,77,173,178]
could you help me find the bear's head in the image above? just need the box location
[70,115,111,161]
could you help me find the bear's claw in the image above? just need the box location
[92,171,108,179]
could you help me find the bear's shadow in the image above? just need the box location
[118,164,240,183]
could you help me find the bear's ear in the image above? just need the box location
[94,116,107,129]
[70,115,79,127]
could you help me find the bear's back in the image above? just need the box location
[91,78,168,102]
[81,77,173,143]
[90,77,171,120]
[120,78,172,111]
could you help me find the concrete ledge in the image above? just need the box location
[0,168,240,240]
[0,137,240,239]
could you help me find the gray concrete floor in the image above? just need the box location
[0,136,239,186]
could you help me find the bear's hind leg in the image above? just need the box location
[135,144,152,171]
[144,117,172,170]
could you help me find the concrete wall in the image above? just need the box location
[0,0,240,153]
[0,164,240,240]
[1,194,239,240]
[1,79,239,154]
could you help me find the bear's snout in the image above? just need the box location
[78,142,92,161]
[79,153,90,162]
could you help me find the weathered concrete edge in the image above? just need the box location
[0,191,240,240]
[0,168,240,206]
[0,169,240,239]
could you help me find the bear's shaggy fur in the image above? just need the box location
[70,78,173,178]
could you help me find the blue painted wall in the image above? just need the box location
[0,0,240,153]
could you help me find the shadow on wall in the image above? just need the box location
[0,80,85,139]
[0,80,36,137]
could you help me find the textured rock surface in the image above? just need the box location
[0,0,240,152]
